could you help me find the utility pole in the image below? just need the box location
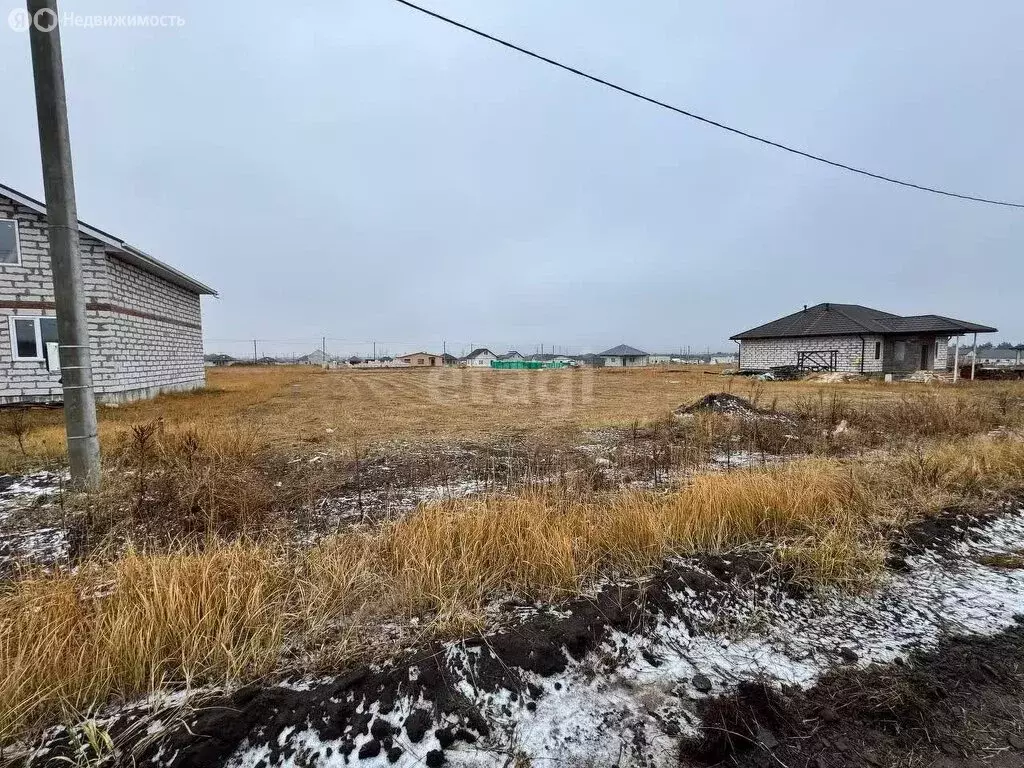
[28,0,100,489]
[253,339,257,364]
[321,336,327,367]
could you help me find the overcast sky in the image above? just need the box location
[1,0,1022,358]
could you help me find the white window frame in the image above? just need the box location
[0,219,22,266]
[8,315,57,361]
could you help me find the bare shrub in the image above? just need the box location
[850,392,1018,439]
[0,408,31,457]
[90,424,320,546]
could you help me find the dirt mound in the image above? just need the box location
[676,393,762,416]
[681,620,1024,767]
[674,393,793,423]
[26,554,782,768]
[890,501,1018,564]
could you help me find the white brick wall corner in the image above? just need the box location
[0,195,207,404]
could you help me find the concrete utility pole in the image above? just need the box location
[27,0,100,489]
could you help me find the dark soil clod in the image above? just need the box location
[692,673,713,693]
[357,739,380,759]
[838,646,859,663]
[403,709,431,743]
[683,624,1024,767]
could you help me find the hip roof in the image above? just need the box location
[731,303,995,340]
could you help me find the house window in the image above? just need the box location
[9,316,58,362]
[874,341,881,360]
[0,219,21,265]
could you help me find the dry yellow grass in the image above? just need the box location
[6,436,1023,742]
[378,459,879,616]
[892,435,1024,495]
[1,459,866,740]
[5,365,1020,471]
[2,365,1024,743]
[0,542,289,742]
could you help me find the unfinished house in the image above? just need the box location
[599,345,650,367]
[731,303,996,375]
[397,352,442,367]
[1,183,216,404]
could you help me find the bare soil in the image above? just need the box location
[20,514,1024,768]
[20,552,788,768]
[682,621,1024,768]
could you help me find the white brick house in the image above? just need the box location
[731,303,996,375]
[0,183,215,405]
[460,348,497,367]
[599,344,650,367]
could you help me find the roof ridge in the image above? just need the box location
[731,303,996,340]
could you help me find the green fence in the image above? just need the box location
[491,360,568,369]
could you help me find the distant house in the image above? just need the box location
[204,353,234,367]
[599,344,650,368]
[296,349,332,365]
[499,350,525,361]
[957,347,1024,367]
[1,182,215,404]
[397,351,442,367]
[461,348,497,367]
[710,354,736,365]
[731,303,996,374]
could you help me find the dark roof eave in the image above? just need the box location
[112,246,217,296]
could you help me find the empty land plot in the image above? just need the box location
[2,366,1024,757]
[0,365,987,470]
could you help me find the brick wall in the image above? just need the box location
[0,194,206,404]
[100,258,204,399]
[740,334,950,374]
[739,335,884,373]
[935,337,949,369]
[602,355,650,367]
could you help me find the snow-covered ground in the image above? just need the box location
[0,471,68,569]
[13,472,1024,768]
[85,506,1023,768]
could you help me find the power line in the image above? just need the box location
[392,0,1024,210]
